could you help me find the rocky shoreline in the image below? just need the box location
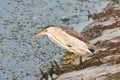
[41,1,120,80]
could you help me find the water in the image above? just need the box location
[0,0,109,80]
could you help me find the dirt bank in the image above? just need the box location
[41,1,120,80]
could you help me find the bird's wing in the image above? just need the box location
[61,27,89,43]
[61,27,94,50]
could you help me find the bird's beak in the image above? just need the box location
[32,30,46,38]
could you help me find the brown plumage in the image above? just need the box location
[61,27,94,52]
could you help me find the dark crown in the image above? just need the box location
[42,25,55,30]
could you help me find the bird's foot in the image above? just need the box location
[62,53,79,64]
[62,59,73,64]
[62,55,72,60]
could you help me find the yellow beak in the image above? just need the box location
[32,30,46,38]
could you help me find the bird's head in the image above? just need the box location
[32,25,55,38]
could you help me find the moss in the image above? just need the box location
[105,72,120,80]
[111,0,119,3]
[90,9,114,20]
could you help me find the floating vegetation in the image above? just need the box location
[61,17,70,23]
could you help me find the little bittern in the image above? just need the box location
[32,25,94,64]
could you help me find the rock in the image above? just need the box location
[57,64,120,80]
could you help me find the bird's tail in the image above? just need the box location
[89,48,95,53]
[86,48,94,54]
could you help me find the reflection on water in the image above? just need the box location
[0,0,109,80]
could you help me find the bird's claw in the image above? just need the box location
[62,53,79,65]
[62,55,72,60]
[62,59,73,64]
[62,54,78,60]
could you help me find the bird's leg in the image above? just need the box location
[79,56,83,63]
[62,53,79,64]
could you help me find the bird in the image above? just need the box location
[32,25,95,64]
